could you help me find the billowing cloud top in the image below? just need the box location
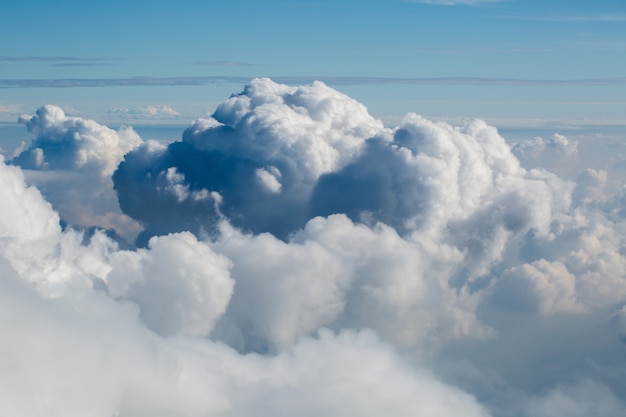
[4,78,626,416]
[15,105,142,177]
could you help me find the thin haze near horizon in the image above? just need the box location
[1,1,626,417]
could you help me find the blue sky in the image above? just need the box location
[1,0,626,126]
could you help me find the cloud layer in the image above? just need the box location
[6,78,626,416]
[0,153,491,417]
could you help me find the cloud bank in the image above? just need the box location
[6,78,626,416]
[0,153,490,417]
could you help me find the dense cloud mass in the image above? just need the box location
[0,154,490,417]
[4,78,626,416]
[114,78,384,243]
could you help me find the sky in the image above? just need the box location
[2,1,626,417]
[1,0,626,128]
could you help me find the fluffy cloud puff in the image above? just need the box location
[0,155,233,337]
[111,78,580,353]
[512,134,579,178]
[0,155,491,417]
[114,78,385,243]
[11,105,143,242]
[15,105,141,176]
[114,79,572,260]
[210,215,488,353]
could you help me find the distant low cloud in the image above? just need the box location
[108,104,181,119]
[512,133,578,173]
[0,103,21,123]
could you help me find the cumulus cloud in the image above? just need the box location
[11,105,143,242]
[114,78,572,258]
[209,215,489,353]
[110,78,582,352]
[0,154,492,416]
[114,78,385,243]
[512,133,579,177]
[15,105,141,176]
[7,78,626,416]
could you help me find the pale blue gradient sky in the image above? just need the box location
[1,0,625,126]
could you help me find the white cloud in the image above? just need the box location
[108,104,180,119]
[6,78,626,415]
[11,105,143,242]
[512,133,579,177]
[114,78,385,243]
[0,155,492,416]
[16,105,142,176]
[210,215,489,353]
[106,231,234,337]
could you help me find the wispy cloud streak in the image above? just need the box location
[0,56,123,66]
[1,75,625,88]
[195,60,258,67]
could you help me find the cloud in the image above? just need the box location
[7,78,626,415]
[209,215,490,353]
[108,104,181,119]
[114,78,385,243]
[114,79,573,252]
[0,56,121,66]
[512,133,579,179]
[112,79,577,354]
[0,56,120,62]
[15,105,141,176]
[195,60,258,66]
[0,154,492,416]
[2,76,626,89]
[10,105,143,242]
[513,134,578,165]
[491,259,584,315]
[0,102,22,123]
